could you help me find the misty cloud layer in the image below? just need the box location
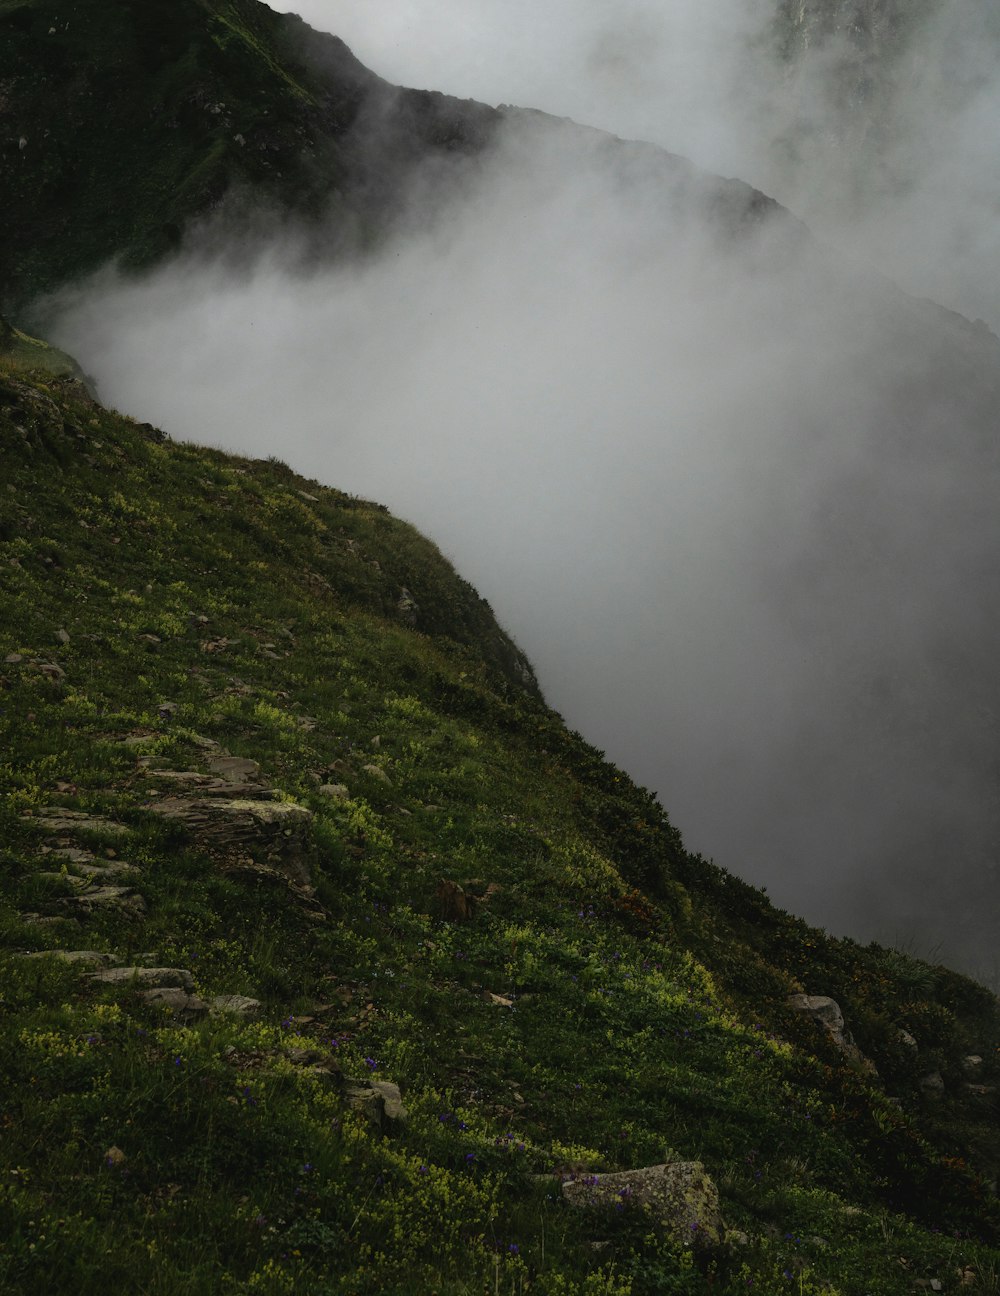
[270,0,1000,332]
[47,7,1000,977]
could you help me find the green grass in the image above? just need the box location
[1,359,999,1292]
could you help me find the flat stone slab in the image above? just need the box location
[206,755,262,783]
[20,949,115,964]
[71,860,142,878]
[147,796,310,835]
[64,887,146,915]
[145,770,278,800]
[26,809,132,837]
[91,966,196,992]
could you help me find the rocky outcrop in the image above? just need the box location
[561,1162,724,1250]
[344,1079,407,1133]
[787,994,875,1073]
[148,796,312,881]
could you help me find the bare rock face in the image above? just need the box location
[561,1162,724,1250]
[147,796,313,883]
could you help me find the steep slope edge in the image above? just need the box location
[2,357,1000,1292]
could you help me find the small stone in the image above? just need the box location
[296,490,319,502]
[485,991,514,1007]
[104,1146,127,1167]
[919,1071,945,1095]
[318,783,349,800]
[33,661,65,679]
[55,628,70,644]
[206,755,261,783]
[372,1080,406,1122]
[210,994,262,1018]
[362,764,392,785]
[4,652,23,664]
[139,988,209,1020]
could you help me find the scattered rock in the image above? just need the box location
[963,1055,984,1073]
[318,783,349,800]
[919,1071,945,1096]
[138,988,208,1020]
[90,966,196,992]
[897,1029,918,1052]
[4,652,23,664]
[210,994,263,1019]
[485,991,514,1007]
[55,628,70,644]
[104,1146,127,1167]
[362,763,392,785]
[561,1162,724,1250]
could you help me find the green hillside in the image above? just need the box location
[2,348,1000,1294]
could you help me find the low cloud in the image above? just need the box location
[46,17,1000,978]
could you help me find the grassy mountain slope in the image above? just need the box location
[3,352,1000,1293]
[4,0,1000,1291]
